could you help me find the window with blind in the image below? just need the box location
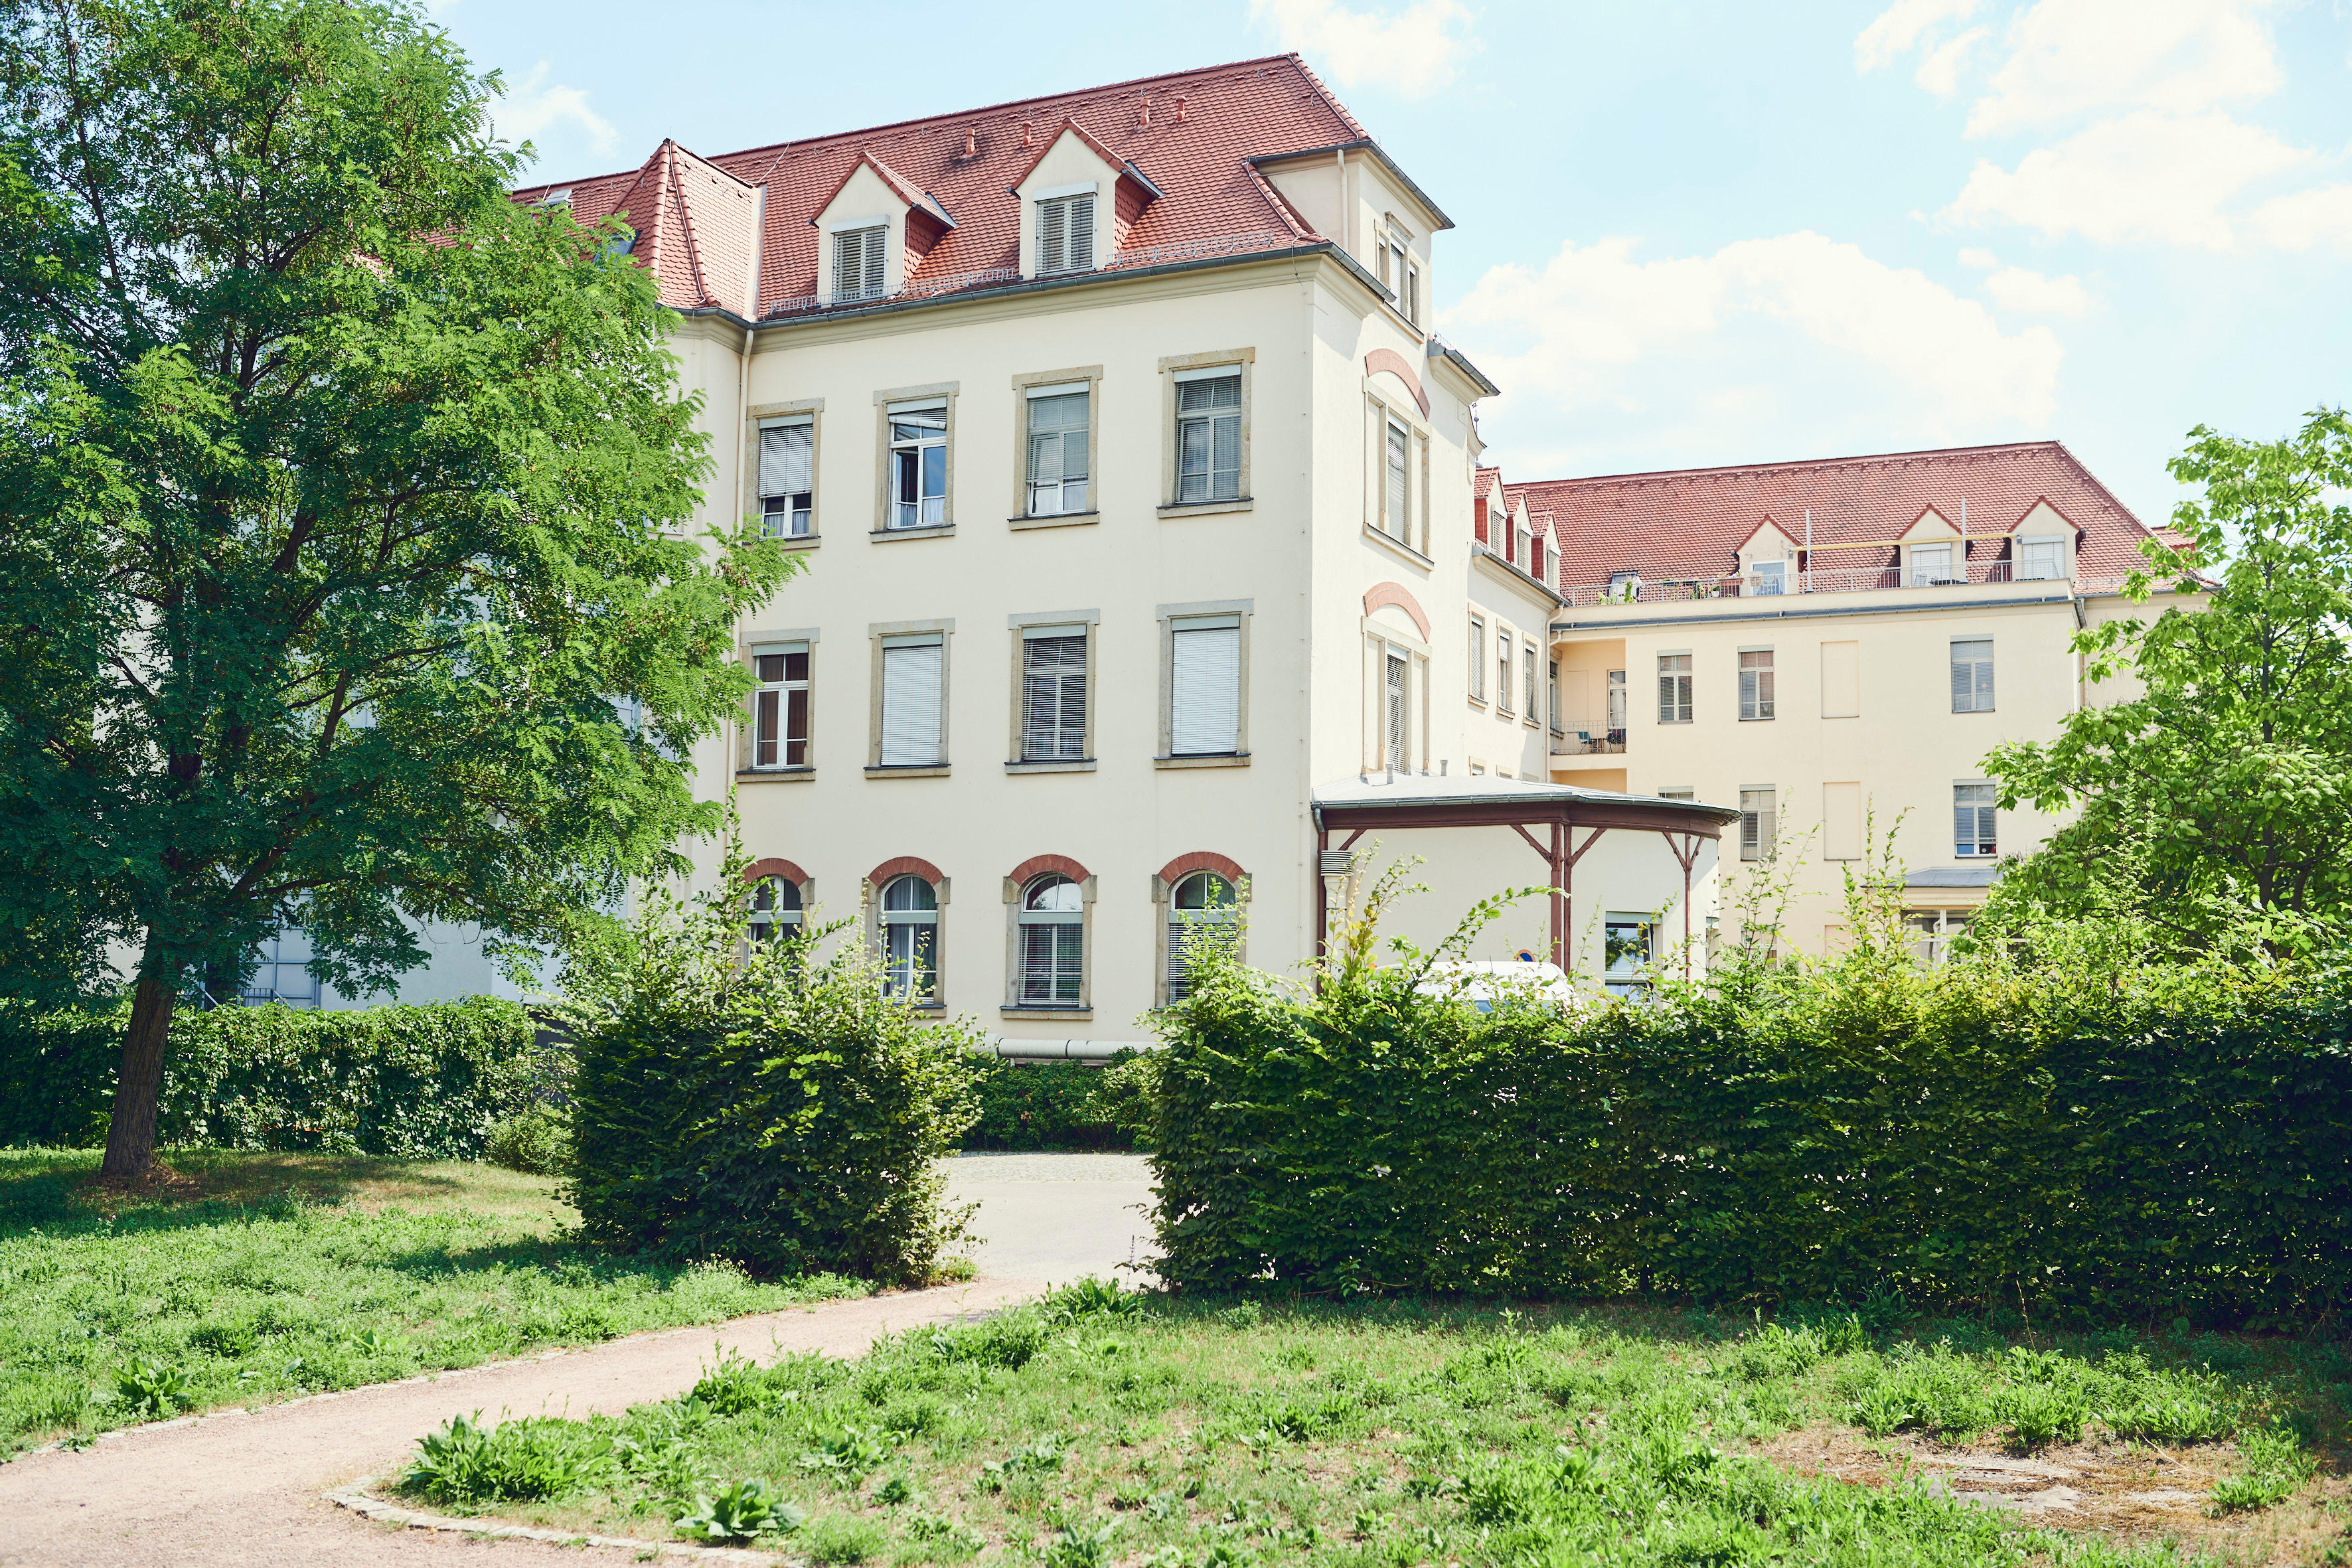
[1522,644,1538,727]
[751,642,809,768]
[1174,369,1243,504]
[1550,661,1565,735]
[1739,788,1776,862]
[832,223,886,303]
[1495,628,1513,715]
[1383,420,1409,538]
[1658,652,1693,723]
[1954,782,1998,858]
[748,876,803,944]
[1168,615,1240,755]
[1016,874,1084,1006]
[880,874,937,1001]
[1951,639,1994,712]
[1025,385,1090,515]
[1739,649,1776,721]
[1036,193,1095,275]
[888,402,947,529]
[1165,871,1237,1004]
[878,634,944,767]
[1020,628,1087,761]
[1382,651,1410,769]
[1468,615,1486,701]
[757,418,815,537]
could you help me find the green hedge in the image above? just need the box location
[965,1056,1157,1150]
[0,997,541,1157]
[562,889,979,1285]
[1151,926,2352,1324]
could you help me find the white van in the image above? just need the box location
[1414,960,1587,1014]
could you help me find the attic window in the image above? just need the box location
[534,187,574,208]
[1038,193,1095,275]
[833,224,887,303]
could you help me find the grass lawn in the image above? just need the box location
[390,1285,2351,1568]
[0,1146,870,1457]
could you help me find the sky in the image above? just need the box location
[429,0,2352,526]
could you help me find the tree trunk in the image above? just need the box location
[100,949,177,1180]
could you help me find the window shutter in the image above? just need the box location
[1385,424,1408,534]
[880,641,942,765]
[759,422,813,498]
[1039,198,1066,274]
[1170,624,1239,755]
[1385,653,1408,768]
[864,228,886,297]
[1067,193,1093,270]
[834,228,860,297]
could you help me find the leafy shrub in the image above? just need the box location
[2209,1427,2316,1514]
[112,1356,192,1417]
[802,1513,887,1563]
[924,1308,1048,1371]
[0,996,544,1156]
[560,867,980,1285]
[402,1411,617,1504]
[485,1102,569,1175]
[674,1476,805,1543]
[1150,874,2352,1322]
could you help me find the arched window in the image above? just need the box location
[1016,874,1083,1006]
[880,874,938,1000]
[1166,872,1237,1002]
[748,876,802,944]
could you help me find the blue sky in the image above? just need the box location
[431,0,2351,525]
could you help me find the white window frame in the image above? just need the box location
[832,222,888,304]
[878,873,941,1004]
[1955,781,1999,858]
[1017,623,1091,764]
[1468,615,1487,704]
[1909,540,1958,587]
[1658,651,1693,724]
[1382,417,1411,540]
[1750,559,1788,596]
[1522,642,1539,729]
[1739,788,1777,862]
[1951,638,1995,714]
[1035,191,1097,276]
[749,640,811,771]
[1495,626,1514,716]
[1012,873,1088,1009]
[748,875,805,945]
[756,415,816,539]
[1159,351,1253,514]
[1738,648,1776,722]
[2016,536,2065,581]
[1022,381,1092,517]
[869,622,951,773]
[1174,366,1245,506]
[1603,911,1656,996]
[1160,870,1243,1006]
[886,398,949,531]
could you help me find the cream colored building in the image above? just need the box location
[497,56,1732,1042]
[1498,445,2179,956]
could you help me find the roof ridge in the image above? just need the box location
[518,54,1322,196]
[1505,440,2070,492]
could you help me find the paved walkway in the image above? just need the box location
[0,1152,1162,1566]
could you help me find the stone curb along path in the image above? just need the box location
[0,1277,1042,1568]
[327,1477,784,1565]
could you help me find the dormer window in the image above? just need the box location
[1377,224,1420,325]
[833,224,887,303]
[1909,541,1956,586]
[1037,192,1096,275]
[2016,536,2065,580]
[1751,560,1787,595]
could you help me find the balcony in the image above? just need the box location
[1551,724,1625,757]
[1561,560,2088,609]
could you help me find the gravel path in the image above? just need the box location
[0,1280,1036,1567]
[1,1152,1159,1566]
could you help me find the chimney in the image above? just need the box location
[1175,94,1188,123]
[1139,98,1151,129]
[963,126,977,157]
[1021,119,1034,149]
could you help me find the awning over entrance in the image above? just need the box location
[1310,776,1740,977]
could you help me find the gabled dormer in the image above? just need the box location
[1734,518,1799,595]
[812,149,956,305]
[2005,498,2078,582]
[1008,119,1160,280]
[1899,506,1964,586]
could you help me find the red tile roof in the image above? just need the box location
[516,54,1367,317]
[1506,441,2158,591]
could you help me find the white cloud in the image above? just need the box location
[1966,0,2282,136]
[1855,0,1982,72]
[1982,265,2094,313]
[1249,0,1477,98]
[490,62,617,160]
[2250,184,2352,252]
[1944,109,2312,246]
[1917,27,1990,97]
[1958,247,2001,268]
[1441,232,2062,471]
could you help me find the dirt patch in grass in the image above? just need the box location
[1762,1423,2350,1563]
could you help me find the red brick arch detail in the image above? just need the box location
[1008,853,1091,886]
[743,857,811,886]
[1362,581,1431,641]
[868,855,945,888]
[1158,852,1246,888]
[1364,349,1431,418]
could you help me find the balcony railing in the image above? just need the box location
[763,266,1024,319]
[1551,722,1626,756]
[1561,560,2073,609]
[757,230,1303,321]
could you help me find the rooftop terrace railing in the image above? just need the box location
[1557,560,2084,609]
[757,232,1304,319]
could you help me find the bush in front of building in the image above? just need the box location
[1149,879,2352,1324]
[965,1053,1159,1150]
[560,874,981,1285]
[0,996,542,1157]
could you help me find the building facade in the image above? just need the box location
[502,56,1730,1043]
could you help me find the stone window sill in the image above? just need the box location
[865,764,951,778]
[1363,523,1433,570]
[1157,497,1253,519]
[736,767,816,783]
[1006,759,1097,774]
[1000,1008,1093,1022]
[1008,511,1099,531]
[1155,753,1250,769]
[871,523,956,542]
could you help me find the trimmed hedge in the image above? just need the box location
[966,1055,1157,1150]
[1151,926,2352,1324]
[0,998,542,1158]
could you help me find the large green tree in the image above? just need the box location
[1984,410,2352,955]
[0,0,789,1175]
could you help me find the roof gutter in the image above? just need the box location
[1551,590,2077,635]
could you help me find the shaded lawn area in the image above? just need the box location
[398,1289,2351,1568]
[0,1146,869,1456]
